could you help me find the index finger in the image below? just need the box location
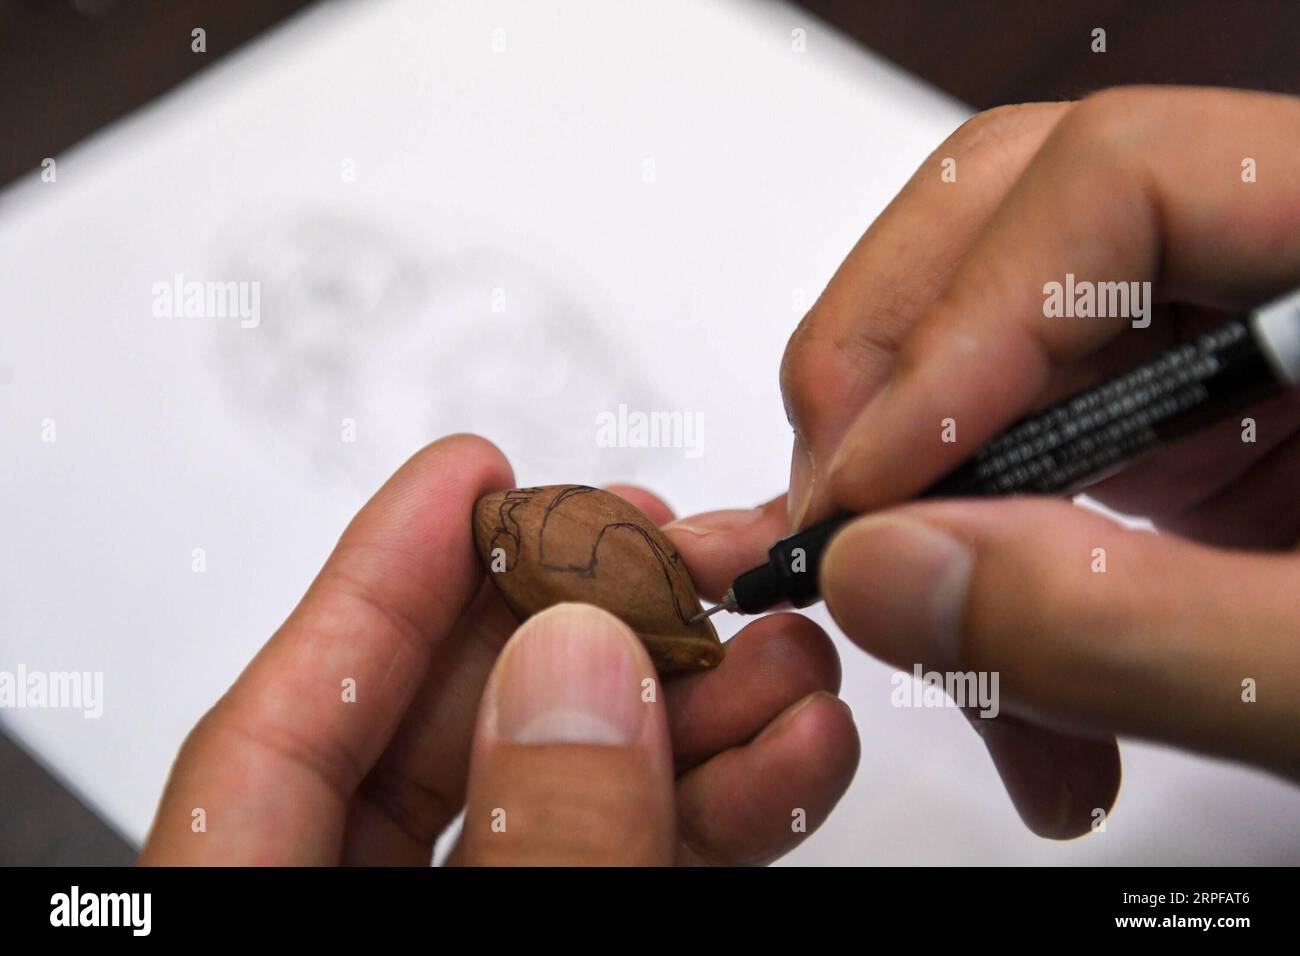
[140,434,514,864]
[829,86,1300,512]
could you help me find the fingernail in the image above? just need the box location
[490,603,647,746]
[821,515,972,668]
[977,718,1074,836]
[787,434,814,530]
[665,507,765,537]
[757,690,851,743]
[828,382,891,487]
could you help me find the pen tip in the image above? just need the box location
[689,588,737,624]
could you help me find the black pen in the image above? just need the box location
[692,286,1300,621]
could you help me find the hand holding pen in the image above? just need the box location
[664,86,1300,838]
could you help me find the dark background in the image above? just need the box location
[4,0,1299,188]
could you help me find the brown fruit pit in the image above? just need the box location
[473,485,724,674]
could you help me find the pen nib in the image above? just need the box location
[689,588,737,624]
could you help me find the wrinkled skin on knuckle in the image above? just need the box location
[928,101,1074,188]
[1053,86,1174,159]
[464,759,667,865]
[778,309,819,430]
[780,318,864,434]
[944,101,1061,153]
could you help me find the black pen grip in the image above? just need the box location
[755,318,1279,613]
[731,514,850,612]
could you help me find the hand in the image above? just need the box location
[139,435,858,865]
[680,86,1300,837]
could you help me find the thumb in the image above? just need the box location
[820,498,1300,777]
[457,603,676,866]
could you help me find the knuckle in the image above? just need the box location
[1059,86,1167,154]
[947,103,1033,147]
[778,312,836,427]
[780,302,898,432]
[466,767,664,865]
[355,762,454,848]
[779,309,817,392]
[941,101,1071,159]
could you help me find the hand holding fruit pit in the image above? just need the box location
[473,485,724,673]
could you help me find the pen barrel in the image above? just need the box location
[922,319,1280,499]
[751,316,1284,617]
